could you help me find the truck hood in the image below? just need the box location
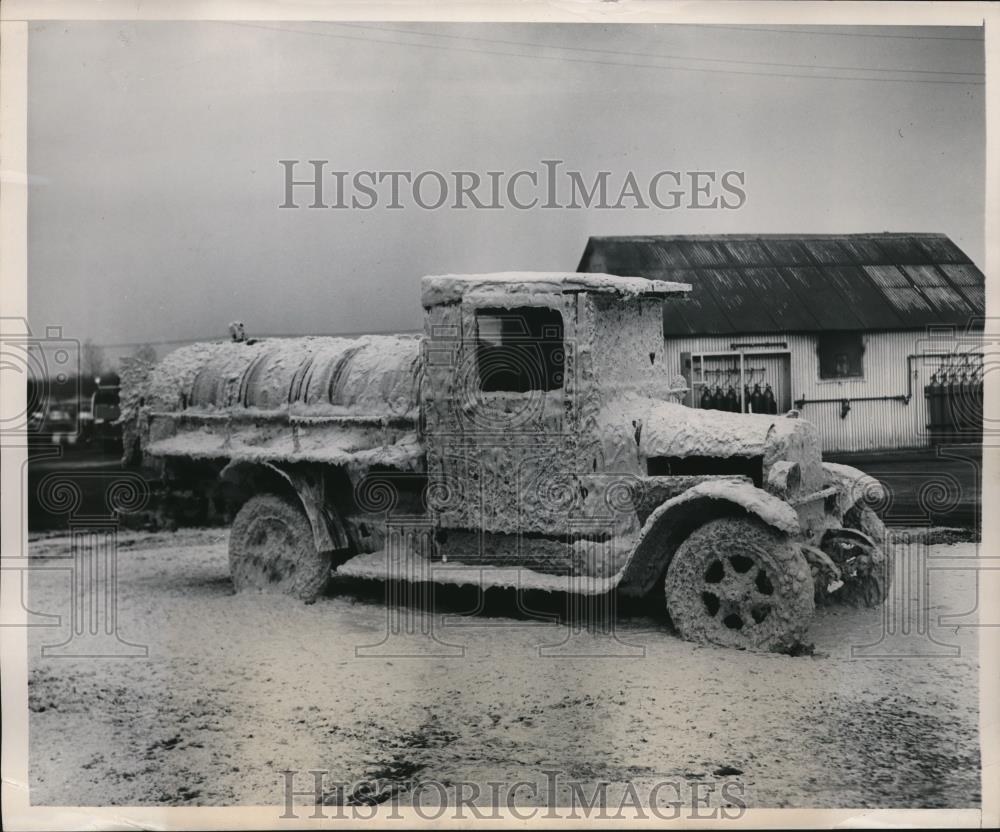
[597,395,825,492]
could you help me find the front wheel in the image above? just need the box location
[229,493,331,603]
[664,517,815,651]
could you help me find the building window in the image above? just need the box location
[817,332,864,380]
[476,307,564,392]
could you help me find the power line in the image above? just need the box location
[226,21,984,86]
[335,22,984,77]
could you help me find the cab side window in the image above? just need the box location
[475,307,564,392]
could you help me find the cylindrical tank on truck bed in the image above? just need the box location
[143,335,422,420]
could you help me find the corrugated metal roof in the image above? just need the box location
[577,233,985,335]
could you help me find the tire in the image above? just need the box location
[664,517,815,651]
[229,493,331,603]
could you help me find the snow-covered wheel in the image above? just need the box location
[229,494,331,603]
[664,517,815,652]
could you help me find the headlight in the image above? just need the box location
[766,460,800,497]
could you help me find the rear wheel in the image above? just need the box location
[229,493,331,602]
[664,517,814,651]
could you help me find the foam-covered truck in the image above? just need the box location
[121,272,888,650]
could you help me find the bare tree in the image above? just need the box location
[132,343,158,364]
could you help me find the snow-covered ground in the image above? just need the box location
[26,529,980,809]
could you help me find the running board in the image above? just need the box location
[334,549,619,595]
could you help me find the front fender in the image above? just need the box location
[822,462,885,517]
[616,480,799,597]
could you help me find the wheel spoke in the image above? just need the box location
[714,569,755,602]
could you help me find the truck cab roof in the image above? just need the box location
[420,271,690,308]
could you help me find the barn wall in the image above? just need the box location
[662,329,971,453]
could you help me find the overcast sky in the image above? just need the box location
[27,21,985,359]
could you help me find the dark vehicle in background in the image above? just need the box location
[89,383,122,451]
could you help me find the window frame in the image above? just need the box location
[473,304,566,394]
[816,331,866,382]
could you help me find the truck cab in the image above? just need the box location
[420,273,686,567]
